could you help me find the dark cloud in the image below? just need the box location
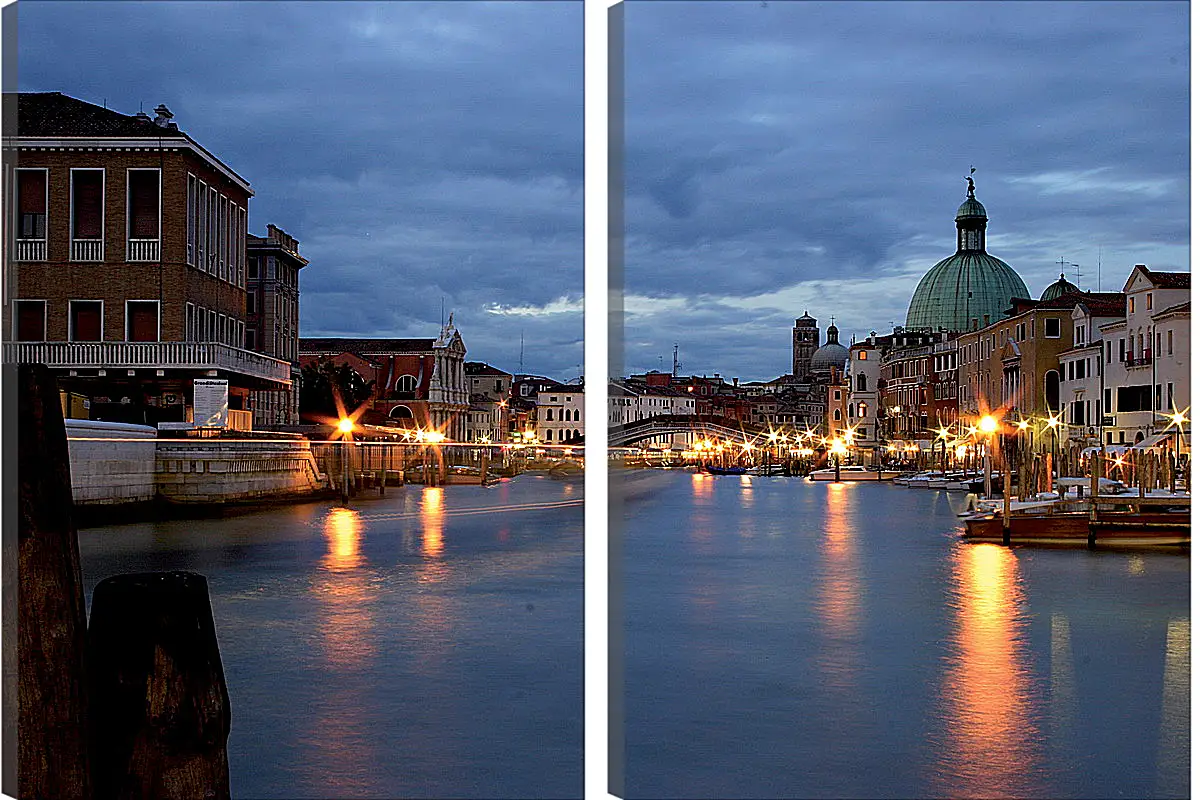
[19,0,583,380]
[622,1,1188,380]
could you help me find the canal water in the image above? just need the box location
[620,470,1189,799]
[79,475,583,799]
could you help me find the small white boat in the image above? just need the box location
[809,466,902,482]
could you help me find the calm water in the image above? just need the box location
[621,470,1189,799]
[79,475,583,799]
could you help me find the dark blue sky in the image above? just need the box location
[622,0,1189,380]
[19,1,584,380]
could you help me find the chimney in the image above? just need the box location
[153,103,174,128]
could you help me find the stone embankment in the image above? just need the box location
[65,420,329,516]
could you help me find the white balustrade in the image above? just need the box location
[15,239,46,261]
[4,340,292,384]
[127,239,161,262]
[71,239,104,262]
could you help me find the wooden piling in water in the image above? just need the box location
[88,571,231,800]
[16,363,94,799]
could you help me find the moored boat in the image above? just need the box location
[808,466,902,482]
[964,509,1189,547]
[703,464,748,475]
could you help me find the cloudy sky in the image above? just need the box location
[19,1,583,381]
[622,1,1189,381]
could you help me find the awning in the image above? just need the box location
[1133,433,1173,450]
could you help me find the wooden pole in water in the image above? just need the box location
[480,449,490,486]
[15,363,93,799]
[88,572,231,800]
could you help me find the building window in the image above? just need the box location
[69,300,103,341]
[248,256,259,280]
[1167,382,1174,407]
[70,169,104,259]
[15,169,48,254]
[1146,293,1153,310]
[1129,297,1135,313]
[857,350,867,360]
[1104,388,1112,413]
[126,169,161,260]
[1156,332,1161,357]
[247,290,257,315]
[125,300,159,342]
[246,328,257,350]
[1118,339,1125,361]
[1156,384,1163,410]
[1167,330,1174,355]
[1044,318,1061,338]
[14,300,46,342]
[187,175,197,265]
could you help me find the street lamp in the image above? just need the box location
[830,438,848,482]
[978,414,998,499]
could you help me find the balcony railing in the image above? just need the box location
[1125,351,1153,368]
[71,239,104,262]
[15,239,46,261]
[127,239,161,262]
[4,340,292,385]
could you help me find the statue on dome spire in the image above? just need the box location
[965,165,976,197]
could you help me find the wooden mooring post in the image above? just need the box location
[16,363,93,799]
[88,572,231,800]
[15,364,233,800]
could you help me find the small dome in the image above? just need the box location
[956,196,987,220]
[810,342,849,374]
[1040,273,1081,301]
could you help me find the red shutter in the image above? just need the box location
[72,172,103,239]
[71,303,102,341]
[129,172,159,239]
[16,303,44,341]
[18,171,45,214]
[127,302,158,342]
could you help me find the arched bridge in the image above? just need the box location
[607,415,770,447]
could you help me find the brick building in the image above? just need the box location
[246,224,307,425]
[4,91,290,425]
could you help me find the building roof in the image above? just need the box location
[12,92,189,138]
[1152,300,1190,319]
[300,337,437,354]
[1145,270,1190,288]
[465,362,512,377]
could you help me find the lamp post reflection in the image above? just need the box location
[930,544,1044,798]
[305,507,376,793]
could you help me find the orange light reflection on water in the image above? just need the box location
[930,544,1043,798]
[422,487,445,559]
[306,507,376,792]
[815,482,861,690]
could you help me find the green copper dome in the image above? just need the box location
[906,252,1030,330]
[956,197,987,219]
[905,180,1030,331]
[1040,273,1080,301]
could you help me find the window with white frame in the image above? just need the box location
[14,299,46,341]
[15,168,48,247]
[69,300,103,341]
[126,169,161,261]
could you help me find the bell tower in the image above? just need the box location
[792,312,818,378]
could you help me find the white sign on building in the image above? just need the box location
[193,378,229,427]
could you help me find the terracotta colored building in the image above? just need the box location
[299,321,468,437]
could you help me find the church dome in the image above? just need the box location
[1040,273,1081,301]
[810,322,849,376]
[905,179,1030,331]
